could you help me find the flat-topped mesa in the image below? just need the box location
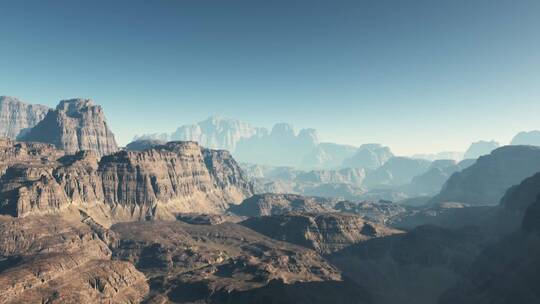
[0,140,253,223]
[18,98,118,157]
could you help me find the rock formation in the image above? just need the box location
[405,159,474,196]
[18,98,118,157]
[0,140,253,224]
[301,142,358,169]
[511,130,540,146]
[463,140,500,159]
[241,212,402,254]
[412,151,464,162]
[363,156,431,188]
[230,193,337,217]
[431,145,540,206]
[342,143,394,169]
[111,220,369,304]
[0,96,50,139]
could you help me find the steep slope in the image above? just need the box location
[241,212,402,254]
[301,142,358,169]
[463,140,499,159]
[0,140,253,224]
[19,98,118,157]
[0,96,50,139]
[431,145,540,206]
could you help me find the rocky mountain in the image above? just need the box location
[18,98,118,157]
[363,157,431,188]
[0,139,253,224]
[0,96,50,139]
[342,144,394,169]
[511,130,540,146]
[301,142,358,169]
[412,151,464,162]
[463,140,500,159]
[241,212,402,255]
[170,116,266,152]
[405,159,475,196]
[431,145,540,206]
[234,123,319,167]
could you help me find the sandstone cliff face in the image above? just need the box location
[19,98,118,157]
[0,140,253,223]
[241,212,402,255]
[0,96,50,139]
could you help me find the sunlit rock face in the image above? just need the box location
[18,98,118,157]
[0,140,253,223]
[0,96,50,139]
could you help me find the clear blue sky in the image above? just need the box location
[1,0,539,154]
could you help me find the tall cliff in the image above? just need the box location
[0,96,50,139]
[0,140,253,224]
[18,98,118,157]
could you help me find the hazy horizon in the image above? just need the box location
[1,0,539,154]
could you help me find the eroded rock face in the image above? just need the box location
[241,212,402,255]
[0,96,50,139]
[19,98,118,157]
[111,220,369,304]
[0,140,253,223]
[0,214,149,304]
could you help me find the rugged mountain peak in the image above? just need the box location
[0,96,50,139]
[18,98,118,157]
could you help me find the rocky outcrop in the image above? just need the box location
[511,130,540,146]
[405,159,474,196]
[111,220,369,304]
[0,140,253,224]
[0,96,50,139]
[241,212,402,254]
[0,214,149,304]
[463,140,499,159]
[342,144,394,169]
[19,98,118,157]
[334,199,407,224]
[431,145,540,206]
[230,193,337,217]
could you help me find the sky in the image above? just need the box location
[1,0,539,155]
